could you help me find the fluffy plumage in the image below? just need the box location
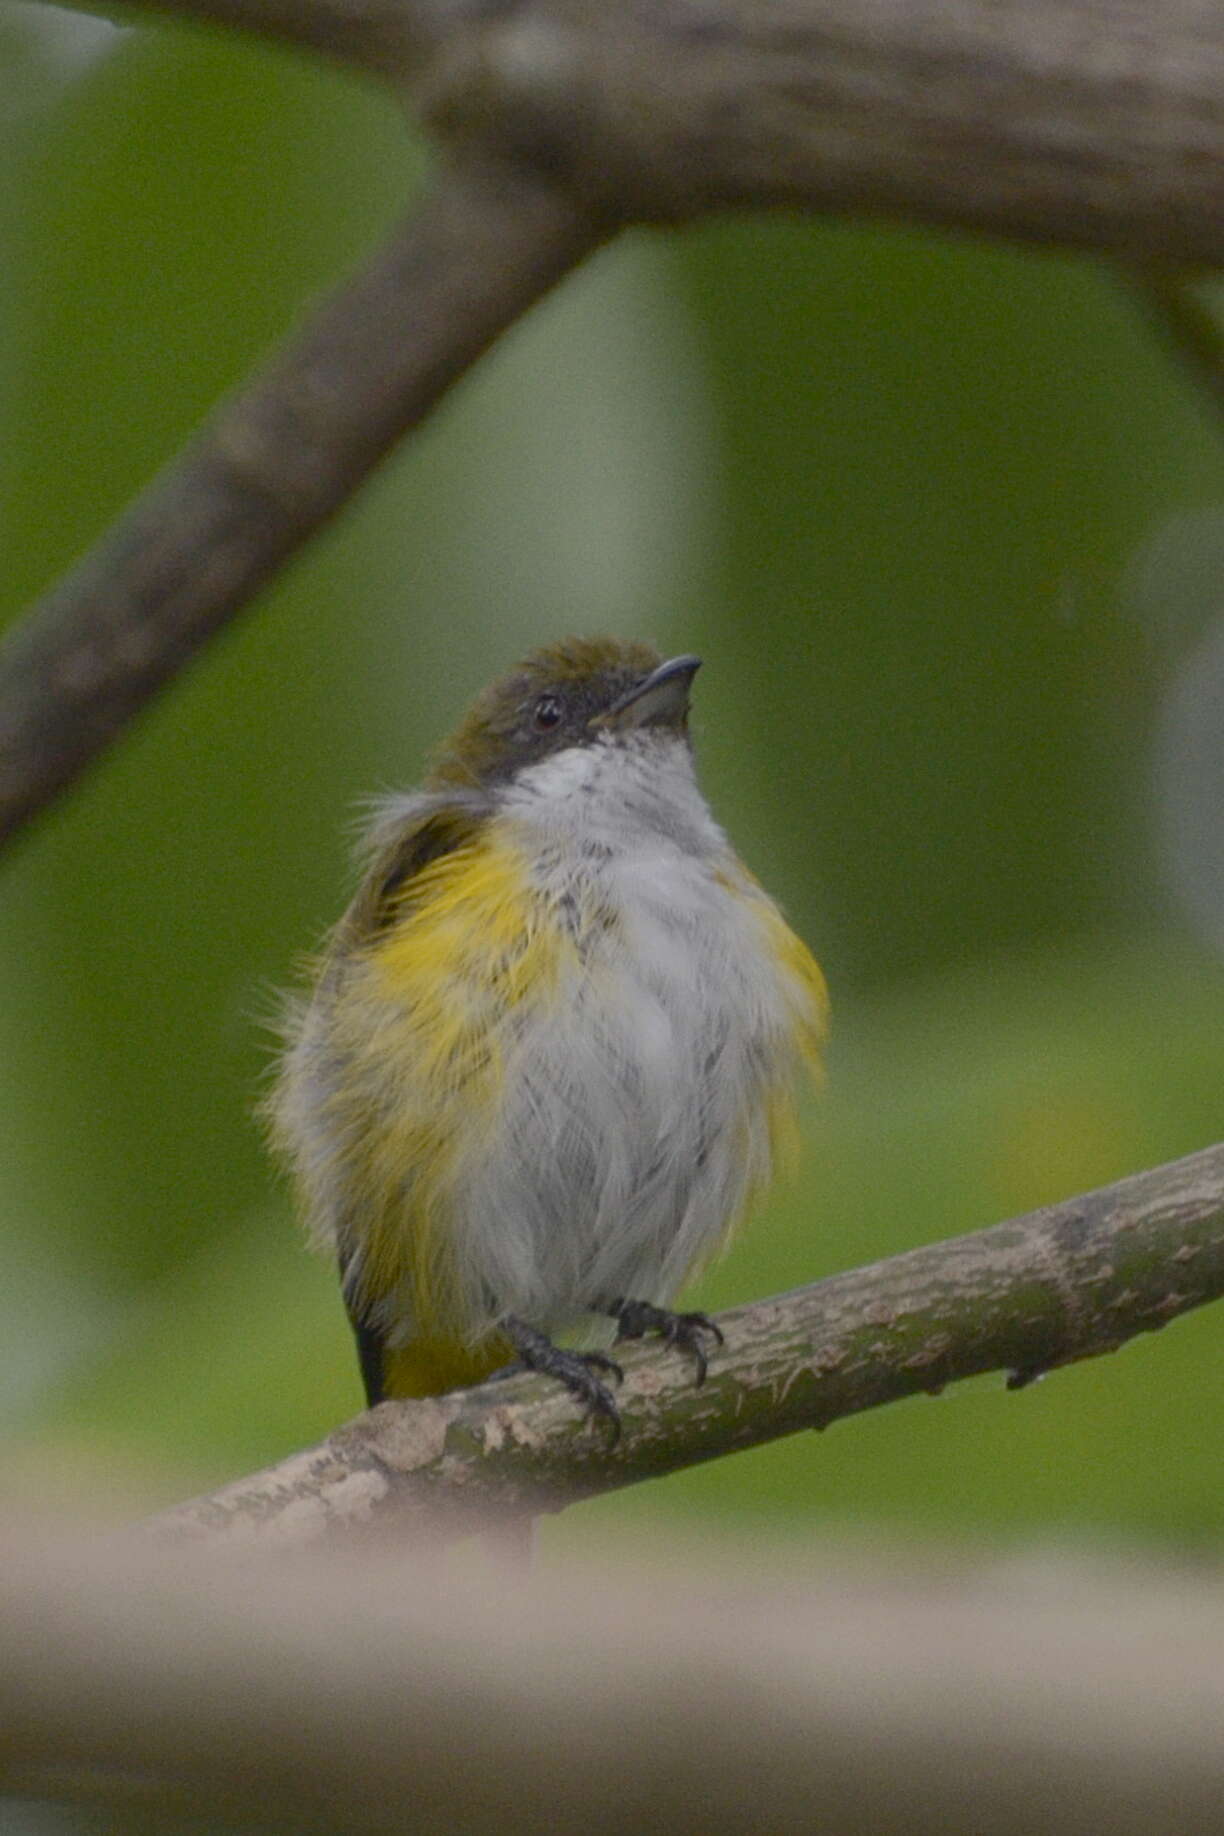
[270,640,827,1403]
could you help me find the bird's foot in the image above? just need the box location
[501,1317,624,1442]
[609,1299,724,1385]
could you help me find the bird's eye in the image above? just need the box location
[532,694,564,732]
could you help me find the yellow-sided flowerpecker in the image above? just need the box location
[271,638,827,1432]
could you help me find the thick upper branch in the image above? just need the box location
[416,0,1224,254]
[151,1141,1224,1547]
[49,0,1224,258]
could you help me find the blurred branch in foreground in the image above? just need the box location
[151,1142,1224,1548]
[4,1529,1224,1834]
[4,0,1224,846]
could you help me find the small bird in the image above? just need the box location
[271,637,826,1432]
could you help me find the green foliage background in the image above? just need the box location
[4,14,1224,1559]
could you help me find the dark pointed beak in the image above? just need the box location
[599,654,702,732]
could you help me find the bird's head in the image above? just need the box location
[428,637,701,791]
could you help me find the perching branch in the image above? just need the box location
[151,1140,1224,1547]
[4,0,1224,844]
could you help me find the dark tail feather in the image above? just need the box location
[339,1250,386,1406]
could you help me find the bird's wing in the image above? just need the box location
[341,796,487,944]
[331,795,489,1407]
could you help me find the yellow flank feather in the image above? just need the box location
[716,862,829,1180]
[383,1333,514,1399]
[754,894,830,1069]
[328,825,574,1355]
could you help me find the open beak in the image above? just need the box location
[599,654,702,733]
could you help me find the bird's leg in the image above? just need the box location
[499,1316,624,1441]
[607,1299,725,1386]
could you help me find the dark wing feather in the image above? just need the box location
[346,802,484,941]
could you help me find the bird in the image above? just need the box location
[270,636,827,1434]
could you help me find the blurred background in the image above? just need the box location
[4,4,1224,1570]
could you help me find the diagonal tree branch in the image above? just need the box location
[149,1141,1224,1548]
[0,159,605,847]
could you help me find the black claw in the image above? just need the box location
[502,1317,624,1441]
[579,1350,625,1382]
[610,1300,724,1386]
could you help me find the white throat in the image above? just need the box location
[500,732,722,857]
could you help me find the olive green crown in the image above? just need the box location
[428,636,663,789]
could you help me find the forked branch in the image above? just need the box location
[4,0,1224,849]
[4,0,1224,845]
